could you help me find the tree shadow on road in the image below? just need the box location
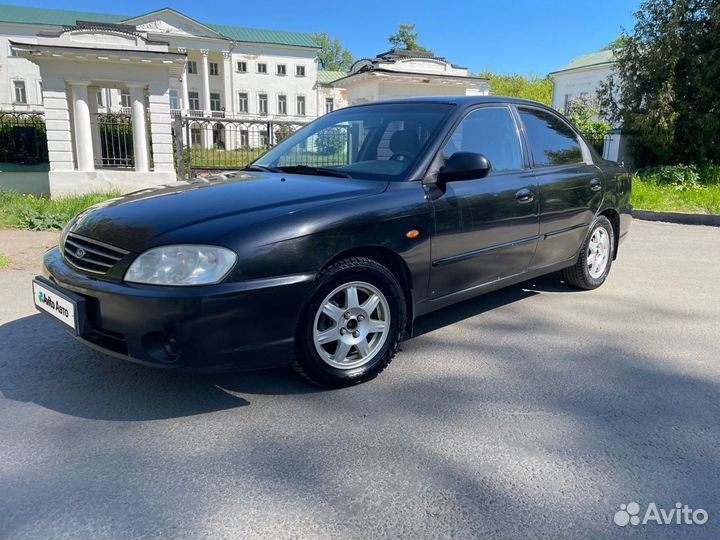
[0,276,553,422]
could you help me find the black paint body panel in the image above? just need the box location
[40,96,631,371]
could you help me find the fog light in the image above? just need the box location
[161,334,181,359]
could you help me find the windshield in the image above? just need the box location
[252,103,453,181]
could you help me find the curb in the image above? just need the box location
[632,210,720,227]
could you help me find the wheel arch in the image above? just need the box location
[599,207,621,259]
[323,246,415,339]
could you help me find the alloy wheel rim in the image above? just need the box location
[313,281,391,370]
[587,226,610,279]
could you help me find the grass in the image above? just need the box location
[0,190,120,231]
[631,165,720,215]
[0,254,10,269]
[188,147,265,168]
[631,180,720,214]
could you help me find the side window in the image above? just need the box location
[519,107,583,167]
[442,107,522,172]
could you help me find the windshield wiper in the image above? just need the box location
[276,165,352,179]
[243,164,283,173]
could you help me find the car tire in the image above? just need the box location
[292,256,406,388]
[561,215,615,290]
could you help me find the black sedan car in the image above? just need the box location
[35,96,632,387]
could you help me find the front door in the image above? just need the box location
[515,106,605,268]
[428,105,540,299]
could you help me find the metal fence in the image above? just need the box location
[175,116,311,177]
[0,111,48,164]
[93,112,134,168]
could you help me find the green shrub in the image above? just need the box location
[639,165,702,192]
[0,190,120,231]
[632,164,720,214]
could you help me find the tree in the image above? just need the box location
[388,23,430,52]
[598,0,720,167]
[311,33,354,71]
[602,36,630,51]
[478,72,554,105]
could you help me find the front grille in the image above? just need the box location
[63,232,129,275]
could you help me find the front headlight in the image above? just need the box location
[124,245,237,286]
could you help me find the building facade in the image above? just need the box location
[335,49,490,106]
[550,50,632,165]
[0,5,324,122]
[0,4,493,195]
[549,50,615,113]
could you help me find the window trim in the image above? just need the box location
[257,62,268,74]
[209,62,219,76]
[434,104,529,177]
[258,92,269,115]
[276,64,287,76]
[277,94,287,115]
[296,94,306,116]
[12,79,27,104]
[237,91,249,113]
[168,88,180,110]
[187,60,198,75]
[295,65,306,77]
[120,89,132,108]
[514,104,592,169]
[236,61,247,73]
[209,92,222,112]
[187,91,201,111]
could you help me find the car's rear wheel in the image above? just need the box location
[561,215,614,290]
[293,257,406,388]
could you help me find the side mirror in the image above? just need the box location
[438,152,491,183]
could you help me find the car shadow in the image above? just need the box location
[412,273,571,337]
[0,274,569,422]
[0,313,318,421]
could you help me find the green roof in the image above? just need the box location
[0,4,319,48]
[317,70,348,84]
[206,23,317,48]
[0,4,126,26]
[551,50,615,73]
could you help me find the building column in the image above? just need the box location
[88,86,103,167]
[181,73,189,114]
[200,49,211,115]
[178,48,189,114]
[129,84,149,173]
[69,81,94,172]
[222,51,233,116]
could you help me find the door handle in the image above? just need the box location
[515,188,534,204]
[589,178,603,192]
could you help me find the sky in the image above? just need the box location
[6,0,643,75]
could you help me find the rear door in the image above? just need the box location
[515,106,604,269]
[428,105,539,298]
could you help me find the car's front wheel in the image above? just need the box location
[561,215,615,290]
[293,257,406,388]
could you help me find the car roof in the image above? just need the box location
[349,95,552,109]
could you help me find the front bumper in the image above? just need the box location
[42,247,315,371]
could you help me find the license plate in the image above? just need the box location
[32,278,83,334]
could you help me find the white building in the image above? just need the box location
[0,5,323,121]
[550,50,632,165]
[549,50,615,113]
[334,49,490,106]
[0,4,492,195]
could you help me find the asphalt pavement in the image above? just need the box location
[0,219,718,539]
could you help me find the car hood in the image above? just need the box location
[69,172,389,251]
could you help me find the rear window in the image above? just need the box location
[519,107,583,167]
